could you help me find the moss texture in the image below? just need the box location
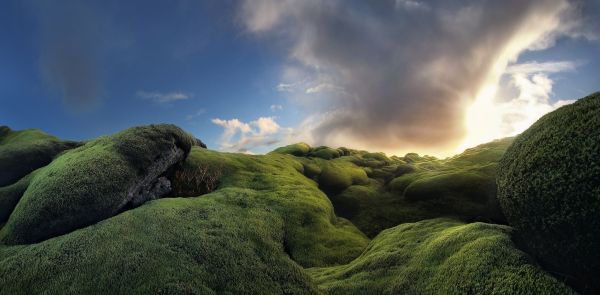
[0,124,194,244]
[0,169,41,223]
[308,218,574,295]
[271,142,311,157]
[287,138,511,237]
[497,92,600,292]
[0,121,585,294]
[308,146,342,160]
[0,144,370,293]
[0,126,80,187]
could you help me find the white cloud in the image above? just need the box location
[240,0,580,157]
[506,61,577,75]
[276,83,296,92]
[459,60,577,152]
[305,83,341,94]
[211,116,293,153]
[270,104,283,111]
[136,90,192,103]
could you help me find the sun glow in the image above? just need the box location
[458,83,503,152]
[456,2,571,155]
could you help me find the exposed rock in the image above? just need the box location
[0,124,195,244]
[124,145,185,208]
[194,138,207,149]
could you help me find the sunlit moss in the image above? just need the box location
[308,218,574,295]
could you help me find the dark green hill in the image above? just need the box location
[0,126,80,187]
[498,92,600,292]
[274,138,512,237]
[0,120,580,294]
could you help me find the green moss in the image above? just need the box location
[308,218,575,295]
[308,146,341,160]
[0,143,370,293]
[362,152,389,162]
[0,124,194,244]
[318,161,369,193]
[302,161,322,179]
[328,139,510,237]
[0,126,79,187]
[498,92,600,292]
[0,196,321,294]
[449,137,514,166]
[0,124,576,294]
[403,152,421,163]
[270,142,311,156]
[389,173,419,194]
[0,169,41,223]
[403,170,503,221]
[171,148,369,267]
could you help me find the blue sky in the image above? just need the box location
[0,1,298,150]
[1,0,599,156]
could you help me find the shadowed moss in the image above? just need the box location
[171,148,369,267]
[308,218,575,295]
[0,196,321,295]
[317,161,369,193]
[0,126,80,187]
[498,92,600,292]
[0,121,578,294]
[0,145,369,293]
[0,169,41,223]
[308,146,341,160]
[271,142,312,157]
[275,139,510,237]
[0,124,194,244]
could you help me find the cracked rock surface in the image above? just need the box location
[0,124,195,245]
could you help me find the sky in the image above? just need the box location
[0,0,599,157]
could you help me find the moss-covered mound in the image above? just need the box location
[284,139,511,237]
[0,124,195,244]
[0,169,41,223]
[0,126,80,187]
[497,92,600,292]
[271,142,311,156]
[0,122,579,293]
[0,145,369,293]
[308,146,341,160]
[308,218,574,295]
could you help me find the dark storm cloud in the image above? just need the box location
[32,1,107,110]
[241,0,577,152]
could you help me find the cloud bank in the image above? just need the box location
[212,116,293,153]
[240,0,584,155]
[136,90,192,103]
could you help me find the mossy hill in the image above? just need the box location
[2,92,600,294]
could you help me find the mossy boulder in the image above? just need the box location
[362,152,389,162]
[308,218,574,294]
[0,124,195,244]
[0,126,80,187]
[0,145,369,293]
[403,171,503,221]
[497,92,600,292]
[0,169,41,223]
[308,146,341,160]
[449,137,514,165]
[270,142,311,156]
[318,162,369,193]
[403,152,421,163]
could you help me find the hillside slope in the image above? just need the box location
[0,124,576,294]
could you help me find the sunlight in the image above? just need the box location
[457,83,502,153]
